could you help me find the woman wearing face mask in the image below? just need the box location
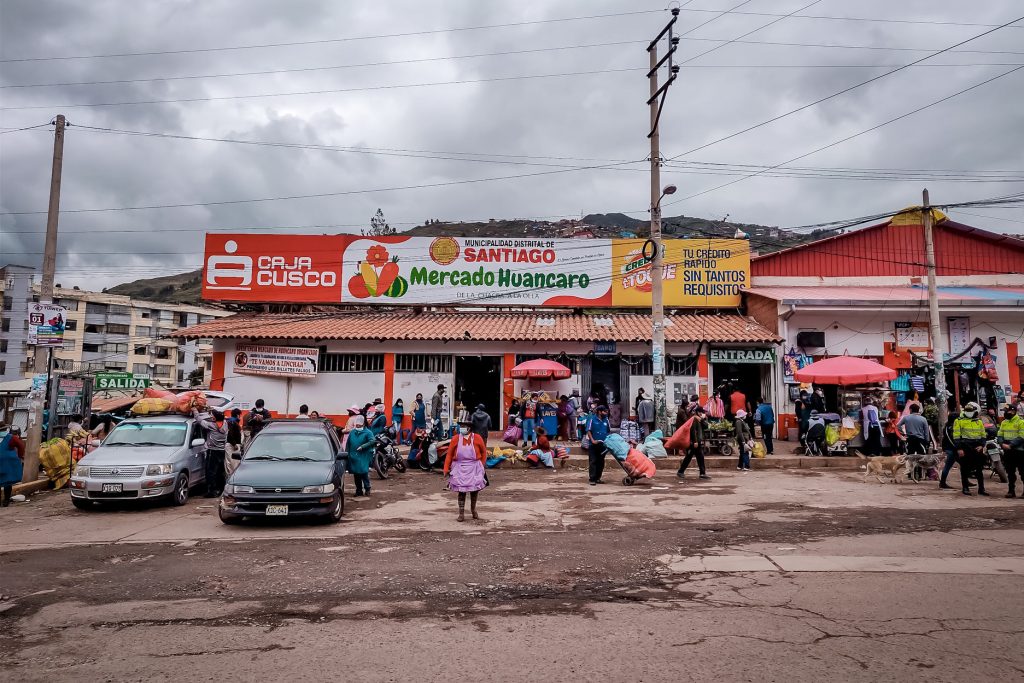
[443,418,487,521]
[0,423,26,507]
[345,415,376,497]
[412,394,427,431]
[391,398,405,443]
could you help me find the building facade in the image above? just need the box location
[745,210,1024,435]
[174,311,780,428]
[0,267,229,387]
[0,264,35,382]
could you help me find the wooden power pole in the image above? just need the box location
[24,114,65,483]
[922,189,948,435]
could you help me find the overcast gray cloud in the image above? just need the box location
[1,0,1023,288]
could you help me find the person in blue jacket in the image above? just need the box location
[754,397,776,455]
[367,406,387,437]
[0,423,27,507]
[346,415,376,497]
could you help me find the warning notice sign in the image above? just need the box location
[234,344,319,378]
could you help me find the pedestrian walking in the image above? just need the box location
[0,422,26,507]
[470,403,492,442]
[735,409,752,471]
[193,408,226,497]
[897,403,931,455]
[443,418,487,522]
[522,392,539,449]
[346,415,375,497]
[677,408,711,480]
[586,405,611,486]
[953,402,988,496]
[412,393,427,430]
[997,406,1024,498]
[224,408,243,477]
[754,397,775,455]
[861,397,883,456]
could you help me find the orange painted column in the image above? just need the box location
[503,353,516,429]
[210,351,226,391]
[383,353,395,424]
[1007,342,1020,393]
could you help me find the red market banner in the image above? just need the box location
[203,234,749,307]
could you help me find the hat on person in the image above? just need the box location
[736,409,747,419]
[373,398,383,405]
[476,403,486,411]
[810,409,820,417]
[347,404,361,415]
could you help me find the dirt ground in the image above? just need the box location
[1,464,1022,681]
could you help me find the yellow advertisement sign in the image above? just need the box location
[611,239,749,307]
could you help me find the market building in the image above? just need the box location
[174,233,780,428]
[744,208,1024,437]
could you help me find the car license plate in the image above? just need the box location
[266,504,288,516]
[102,483,123,493]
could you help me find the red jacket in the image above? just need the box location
[443,433,487,475]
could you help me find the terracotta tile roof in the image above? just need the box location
[171,311,781,343]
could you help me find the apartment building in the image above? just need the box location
[1,265,228,386]
[0,264,35,382]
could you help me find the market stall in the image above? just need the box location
[795,356,897,455]
[510,359,571,435]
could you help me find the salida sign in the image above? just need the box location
[203,234,749,307]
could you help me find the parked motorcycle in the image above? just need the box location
[984,438,1009,483]
[372,426,405,479]
[410,429,442,472]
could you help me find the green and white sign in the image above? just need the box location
[709,348,775,364]
[94,372,151,390]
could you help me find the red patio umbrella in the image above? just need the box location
[794,356,897,385]
[510,359,572,380]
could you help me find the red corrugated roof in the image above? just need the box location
[171,311,781,343]
[752,218,1024,277]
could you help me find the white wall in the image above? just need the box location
[394,372,454,415]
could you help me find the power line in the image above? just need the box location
[674,8,1024,30]
[0,8,665,63]
[667,14,1024,160]
[662,65,1024,209]
[0,67,645,111]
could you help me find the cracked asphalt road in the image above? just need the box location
[1,467,1022,681]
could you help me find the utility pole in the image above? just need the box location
[24,114,65,483]
[647,9,679,433]
[922,189,948,435]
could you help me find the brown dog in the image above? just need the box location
[858,453,907,483]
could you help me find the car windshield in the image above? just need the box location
[244,433,333,462]
[104,422,188,447]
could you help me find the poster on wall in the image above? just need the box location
[55,377,85,415]
[234,344,319,378]
[202,234,750,307]
[894,321,929,349]
[948,317,971,355]
[27,302,67,347]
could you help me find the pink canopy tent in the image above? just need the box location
[510,359,572,380]
[794,356,897,385]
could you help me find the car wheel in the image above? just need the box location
[72,497,94,511]
[326,492,343,523]
[218,506,240,525]
[171,473,190,506]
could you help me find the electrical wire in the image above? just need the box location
[666,14,1024,161]
[0,9,666,63]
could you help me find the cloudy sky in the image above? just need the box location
[1,0,1023,289]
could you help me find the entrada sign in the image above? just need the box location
[709,348,775,364]
[203,234,749,307]
[94,372,152,390]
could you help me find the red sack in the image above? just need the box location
[665,417,695,450]
[525,453,540,465]
[144,387,176,400]
[172,390,208,414]
[623,448,656,479]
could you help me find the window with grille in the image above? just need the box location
[133,363,150,375]
[668,356,698,376]
[108,305,131,316]
[152,365,172,378]
[65,319,77,331]
[395,354,453,373]
[319,352,384,373]
[106,324,130,335]
[626,356,652,376]
[85,303,107,314]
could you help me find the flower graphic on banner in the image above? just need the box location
[348,244,408,299]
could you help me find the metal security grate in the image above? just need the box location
[319,352,384,373]
[395,354,452,374]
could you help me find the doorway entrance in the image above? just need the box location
[454,356,502,429]
[711,362,771,417]
[589,356,622,424]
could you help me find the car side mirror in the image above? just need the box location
[191,438,205,448]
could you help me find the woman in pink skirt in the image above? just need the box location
[443,418,488,521]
